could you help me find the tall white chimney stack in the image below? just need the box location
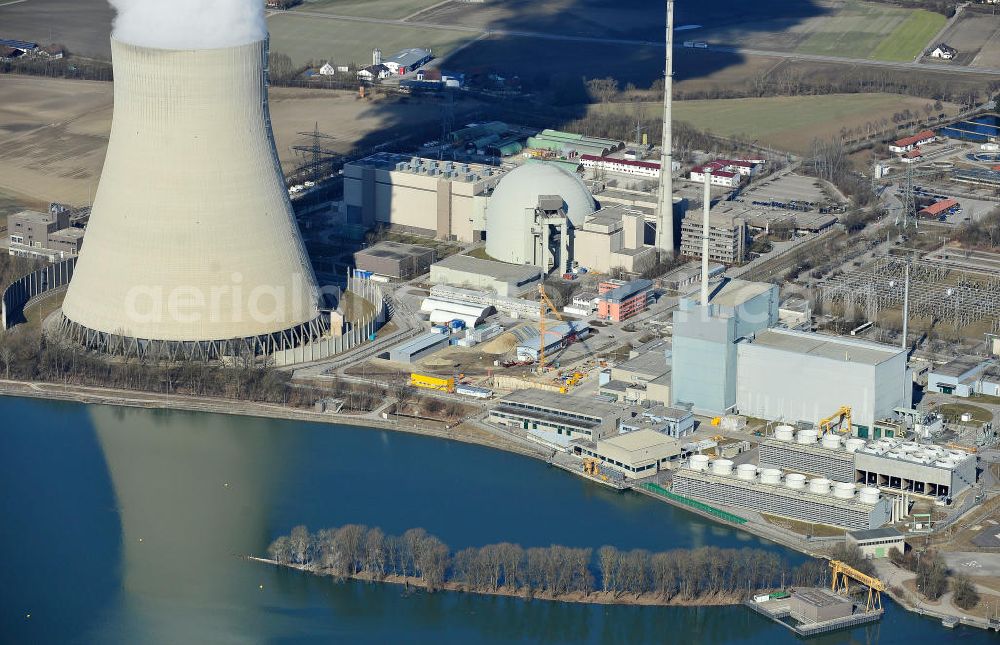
[701,171,712,306]
[654,0,675,255]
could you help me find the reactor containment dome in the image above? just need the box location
[59,38,326,358]
[485,164,596,266]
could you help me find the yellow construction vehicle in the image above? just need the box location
[711,417,722,426]
[818,406,852,435]
[830,560,885,612]
[537,284,565,374]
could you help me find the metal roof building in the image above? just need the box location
[388,332,450,363]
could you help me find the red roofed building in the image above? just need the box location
[919,198,958,217]
[688,158,761,187]
[889,130,936,153]
[580,154,660,178]
[901,148,923,163]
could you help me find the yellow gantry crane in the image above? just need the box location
[537,284,564,374]
[830,560,885,612]
[818,406,853,435]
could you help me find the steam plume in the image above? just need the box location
[109,0,267,50]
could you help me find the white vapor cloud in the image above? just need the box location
[109,0,267,50]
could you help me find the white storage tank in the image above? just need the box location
[796,429,818,444]
[785,473,806,489]
[774,425,795,441]
[736,464,758,481]
[808,477,832,495]
[821,434,842,450]
[844,438,866,453]
[712,459,734,476]
[833,482,856,499]
[689,454,710,471]
[760,468,782,485]
[859,487,880,504]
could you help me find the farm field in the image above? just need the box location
[697,0,944,62]
[267,12,472,67]
[868,9,946,61]
[289,0,447,20]
[0,0,113,60]
[0,75,475,206]
[590,94,959,154]
[932,11,1000,67]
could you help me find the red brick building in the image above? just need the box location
[596,278,654,322]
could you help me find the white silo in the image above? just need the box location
[796,429,818,444]
[821,433,842,450]
[833,482,856,499]
[844,438,866,453]
[372,47,382,66]
[785,473,806,489]
[760,468,781,485]
[774,425,795,441]
[711,459,734,476]
[859,487,881,504]
[808,478,832,495]
[736,464,757,481]
[59,34,325,358]
[689,454,710,471]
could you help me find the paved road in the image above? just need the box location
[277,9,1000,76]
[943,551,1000,577]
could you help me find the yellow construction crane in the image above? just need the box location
[830,560,885,612]
[818,406,853,435]
[537,284,564,373]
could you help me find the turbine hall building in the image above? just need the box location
[58,36,327,358]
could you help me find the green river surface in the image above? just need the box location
[0,396,993,643]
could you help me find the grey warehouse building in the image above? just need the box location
[489,389,620,441]
[354,241,436,279]
[736,328,911,430]
[430,254,542,298]
[388,332,450,364]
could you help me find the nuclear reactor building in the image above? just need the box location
[59,37,325,358]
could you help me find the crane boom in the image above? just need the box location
[537,284,564,373]
[830,560,885,612]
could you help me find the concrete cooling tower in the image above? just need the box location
[59,38,325,358]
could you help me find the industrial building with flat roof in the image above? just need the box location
[846,527,904,559]
[573,204,655,274]
[7,209,84,261]
[679,210,748,265]
[597,278,653,322]
[353,241,436,279]
[927,356,996,397]
[388,332,450,364]
[601,344,672,406]
[429,284,540,320]
[571,429,683,479]
[671,279,779,415]
[343,153,504,242]
[760,431,977,499]
[429,254,541,298]
[672,466,892,530]
[736,328,911,430]
[489,388,620,441]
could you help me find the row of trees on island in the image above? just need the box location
[266,524,868,602]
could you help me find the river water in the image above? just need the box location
[0,396,991,643]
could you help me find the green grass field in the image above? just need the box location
[795,1,945,61]
[592,93,953,153]
[870,9,947,61]
[291,0,447,19]
[267,13,471,67]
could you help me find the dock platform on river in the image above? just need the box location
[744,591,883,636]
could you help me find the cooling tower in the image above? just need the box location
[60,38,324,357]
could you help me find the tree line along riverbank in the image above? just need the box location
[263,524,875,606]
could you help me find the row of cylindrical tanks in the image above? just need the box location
[771,424,969,469]
[771,424,867,452]
[687,454,880,504]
